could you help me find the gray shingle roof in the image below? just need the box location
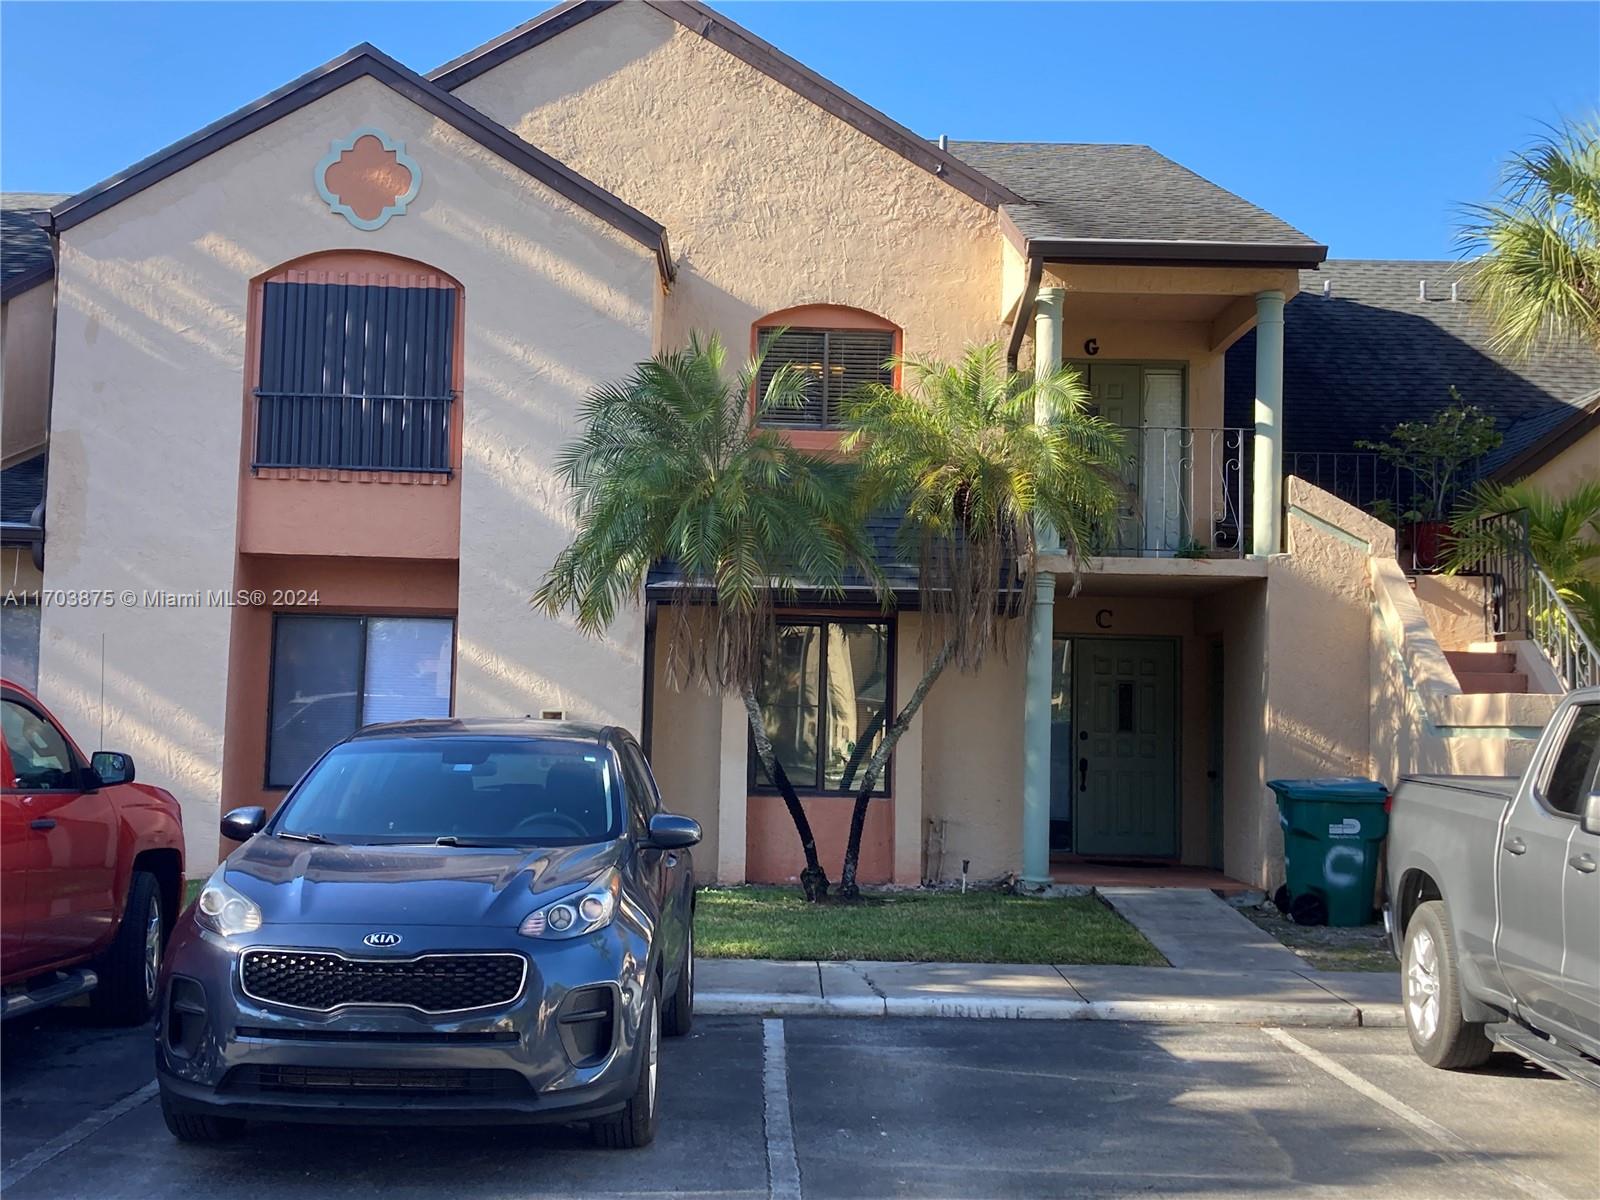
[1,194,65,299]
[646,509,919,599]
[947,142,1323,263]
[1,451,46,526]
[1224,260,1600,474]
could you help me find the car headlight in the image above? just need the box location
[520,868,619,940]
[194,867,263,937]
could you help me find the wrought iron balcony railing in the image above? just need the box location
[1090,426,1252,559]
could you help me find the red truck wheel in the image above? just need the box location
[89,871,163,1026]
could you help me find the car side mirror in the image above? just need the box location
[90,751,135,786]
[221,806,267,842]
[1581,792,1600,838]
[647,812,701,850]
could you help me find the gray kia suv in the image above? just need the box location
[155,719,699,1148]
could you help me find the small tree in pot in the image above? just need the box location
[1357,393,1502,568]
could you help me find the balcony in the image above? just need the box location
[1090,426,1252,559]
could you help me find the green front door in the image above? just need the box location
[1072,637,1179,857]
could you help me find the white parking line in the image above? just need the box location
[761,1018,802,1200]
[1262,1028,1566,1200]
[0,1079,158,1192]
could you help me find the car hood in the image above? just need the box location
[221,836,624,928]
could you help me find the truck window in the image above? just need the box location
[1544,704,1600,817]
[1,700,77,792]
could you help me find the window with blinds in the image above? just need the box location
[755,327,895,429]
[254,279,457,473]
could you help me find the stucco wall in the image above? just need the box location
[1519,424,1599,501]
[453,2,1003,361]
[42,74,659,866]
[1412,573,1490,651]
[1,284,54,465]
[1196,580,1269,885]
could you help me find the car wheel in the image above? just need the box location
[1403,900,1492,1070]
[90,870,163,1026]
[592,990,660,1149]
[160,1091,247,1143]
[663,929,694,1038]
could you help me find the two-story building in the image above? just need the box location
[10,0,1574,886]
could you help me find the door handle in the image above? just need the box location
[29,818,56,831]
[1078,757,1089,793]
[1502,836,1527,855]
[1570,854,1597,875]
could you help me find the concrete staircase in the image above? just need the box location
[1445,649,1529,694]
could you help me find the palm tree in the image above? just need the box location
[829,343,1126,899]
[1460,117,1600,358]
[1445,478,1600,640]
[534,333,881,901]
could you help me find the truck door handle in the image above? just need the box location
[1079,757,1088,792]
[1503,836,1527,856]
[1570,854,1597,874]
[28,818,55,831]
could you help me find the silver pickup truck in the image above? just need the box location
[1386,686,1600,1087]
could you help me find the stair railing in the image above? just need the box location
[1529,566,1600,692]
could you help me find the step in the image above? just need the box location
[0,967,97,1021]
[1490,1023,1600,1091]
[1445,650,1518,674]
[1455,671,1529,694]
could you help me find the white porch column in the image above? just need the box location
[716,694,748,883]
[1251,290,1285,557]
[1022,287,1064,886]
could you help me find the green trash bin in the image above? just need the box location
[1267,777,1390,927]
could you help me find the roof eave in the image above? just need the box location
[1489,389,1600,483]
[429,0,1022,211]
[0,260,53,303]
[44,42,675,284]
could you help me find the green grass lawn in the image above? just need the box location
[695,886,1166,965]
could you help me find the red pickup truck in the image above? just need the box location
[1,679,185,1024]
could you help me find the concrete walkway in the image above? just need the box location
[696,888,1403,1027]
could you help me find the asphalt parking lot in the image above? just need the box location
[3,1008,1597,1200]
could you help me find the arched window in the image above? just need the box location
[249,252,463,476]
[752,304,899,432]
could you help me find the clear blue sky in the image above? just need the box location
[2,2,1596,258]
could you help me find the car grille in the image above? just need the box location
[239,950,526,1014]
[224,1065,529,1097]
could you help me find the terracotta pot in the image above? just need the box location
[1408,519,1452,570]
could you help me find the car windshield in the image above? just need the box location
[274,737,622,846]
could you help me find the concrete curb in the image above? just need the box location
[697,992,1389,1028]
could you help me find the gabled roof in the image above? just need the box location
[430,0,1021,210]
[949,141,1326,268]
[1223,260,1600,467]
[45,44,674,282]
[1,194,66,301]
[1489,387,1600,483]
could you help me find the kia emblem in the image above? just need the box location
[362,932,403,948]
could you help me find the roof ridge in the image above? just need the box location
[44,41,674,280]
[428,0,1022,209]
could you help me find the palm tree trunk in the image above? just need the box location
[837,637,958,900]
[741,684,830,902]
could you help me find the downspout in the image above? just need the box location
[641,599,658,757]
[1004,255,1044,372]
[31,210,60,572]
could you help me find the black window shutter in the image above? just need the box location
[254,281,456,473]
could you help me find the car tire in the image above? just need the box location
[89,870,163,1026]
[592,991,660,1149]
[1403,900,1493,1070]
[663,931,694,1038]
[160,1091,247,1143]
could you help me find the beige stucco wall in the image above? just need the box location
[453,2,1003,361]
[1196,579,1269,884]
[1,283,54,465]
[42,74,658,867]
[1519,424,1599,501]
[1412,573,1490,651]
